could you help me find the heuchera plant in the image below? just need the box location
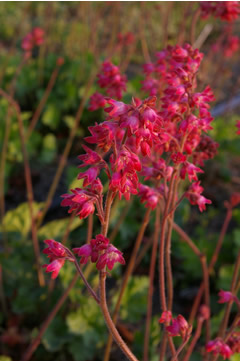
[41,13,240,361]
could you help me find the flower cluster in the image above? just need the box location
[200,1,240,22]
[42,240,74,279]
[206,339,233,359]
[159,311,192,341]
[88,60,127,111]
[62,44,214,223]
[97,60,127,99]
[73,234,125,270]
[21,27,44,54]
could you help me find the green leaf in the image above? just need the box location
[42,317,69,352]
[0,357,12,361]
[38,217,82,241]
[112,276,149,322]
[42,104,60,130]
[40,134,57,163]
[0,202,44,237]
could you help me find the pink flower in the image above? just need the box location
[74,235,125,271]
[180,162,204,182]
[236,120,240,135]
[97,60,126,99]
[85,121,117,152]
[77,167,99,187]
[96,245,125,270]
[61,188,96,220]
[206,339,233,359]
[200,2,239,22]
[159,310,172,324]
[21,27,44,52]
[89,92,106,111]
[78,145,103,168]
[171,152,186,165]
[43,239,73,279]
[186,181,212,212]
[138,184,160,209]
[166,315,192,340]
[218,290,235,303]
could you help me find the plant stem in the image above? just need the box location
[74,259,100,303]
[188,207,232,324]
[182,318,203,361]
[218,251,240,338]
[21,272,79,361]
[26,64,61,140]
[0,88,45,287]
[36,68,97,228]
[159,171,178,360]
[172,223,210,341]
[143,206,160,361]
[103,208,151,361]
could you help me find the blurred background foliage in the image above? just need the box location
[0,2,240,361]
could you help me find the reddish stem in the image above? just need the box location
[143,206,160,361]
[0,88,45,287]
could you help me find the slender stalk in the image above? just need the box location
[99,189,139,361]
[182,318,204,361]
[21,272,79,361]
[172,223,210,341]
[190,7,201,46]
[188,207,232,324]
[143,206,160,361]
[218,251,240,338]
[159,170,178,360]
[26,63,61,140]
[0,88,45,287]
[73,259,99,303]
[139,2,151,63]
[0,56,26,240]
[109,201,132,243]
[211,313,240,361]
[103,208,151,361]
[36,68,97,228]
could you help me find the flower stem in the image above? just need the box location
[103,207,151,361]
[143,206,160,361]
